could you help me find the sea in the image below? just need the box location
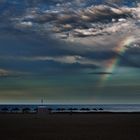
[0,104,140,112]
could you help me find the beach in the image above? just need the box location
[0,113,140,140]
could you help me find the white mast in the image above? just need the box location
[41,98,44,104]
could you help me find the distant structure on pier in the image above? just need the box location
[38,98,50,114]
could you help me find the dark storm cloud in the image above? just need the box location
[119,53,140,68]
[88,72,113,75]
[16,4,133,32]
[1,0,140,74]
[0,56,99,76]
[9,0,139,41]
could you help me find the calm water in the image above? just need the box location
[0,104,140,112]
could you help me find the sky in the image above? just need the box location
[0,0,140,104]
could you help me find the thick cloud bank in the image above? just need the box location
[0,0,140,74]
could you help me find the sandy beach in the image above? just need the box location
[0,113,140,140]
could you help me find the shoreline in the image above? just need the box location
[1,110,140,114]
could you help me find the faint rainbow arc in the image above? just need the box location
[98,36,135,87]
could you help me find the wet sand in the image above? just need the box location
[0,113,140,140]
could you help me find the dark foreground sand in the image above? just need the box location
[0,113,140,140]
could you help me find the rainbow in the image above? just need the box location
[98,35,135,87]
